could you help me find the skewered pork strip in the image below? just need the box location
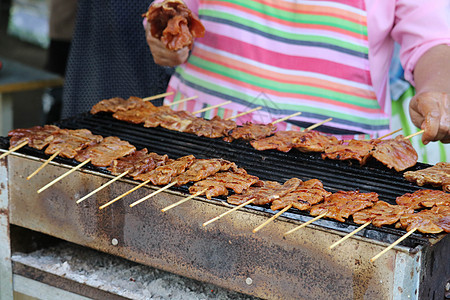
[227,178,302,205]
[371,135,417,171]
[189,170,259,199]
[224,123,277,142]
[270,179,331,211]
[133,155,195,185]
[74,136,136,167]
[113,102,171,124]
[44,129,103,159]
[8,125,60,149]
[404,162,450,192]
[185,116,237,138]
[396,189,450,209]
[174,159,226,186]
[398,205,450,233]
[91,96,147,114]
[251,131,337,152]
[309,191,378,222]
[352,201,414,227]
[144,109,197,131]
[108,149,169,177]
[322,139,379,165]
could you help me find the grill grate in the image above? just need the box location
[1,112,441,248]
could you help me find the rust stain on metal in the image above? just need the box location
[0,208,8,215]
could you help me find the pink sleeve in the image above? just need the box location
[391,0,450,85]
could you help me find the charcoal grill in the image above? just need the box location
[0,112,449,300]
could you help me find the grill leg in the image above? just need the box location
[0,159,13,299]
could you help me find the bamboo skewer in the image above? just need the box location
[329,221,371,249]
[76,170,129,204]
[129,181,178,208]
[378,128,403,140]
[370,228,418,262]
[283,212,327,236]
[192,101,232,115]
[27,150,61,180]
[161,188,208,212]
[143,91,174,101]
[271,112,302,125]
[99,179,151,209]
[37,159,92,194]
[224,106,263,120]
[404,130,424,140]
[203,198,256,227]
[304,118,332,132]
[253,204,292,233]
[168,95,198,106]
[0,140,28,160]
[361,128,404,141]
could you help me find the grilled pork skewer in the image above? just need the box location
[203,178,302,227]
[129,158,238,207]
[397,206,450,234]
[37,135,135,192]
[396,189,450,210]
[329,201,414,249]
[404,162,450,193]
[284,191,379,236]
[2,124,60,160]
[105,155,194,208]
[224,112,306,142]
[371,206,450,262]
[252,179,330,233]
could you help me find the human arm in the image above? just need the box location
[409,45,450,144]
[388,0,450,144]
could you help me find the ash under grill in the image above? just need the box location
[0,112,441,249]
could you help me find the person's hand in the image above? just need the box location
[145,22,189,67]
[409,91,450,144]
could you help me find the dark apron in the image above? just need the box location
[62,0,172,118]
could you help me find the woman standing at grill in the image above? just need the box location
[146,0,450,147]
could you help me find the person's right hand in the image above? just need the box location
[145,22,190,67]
[409,91,450,144]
